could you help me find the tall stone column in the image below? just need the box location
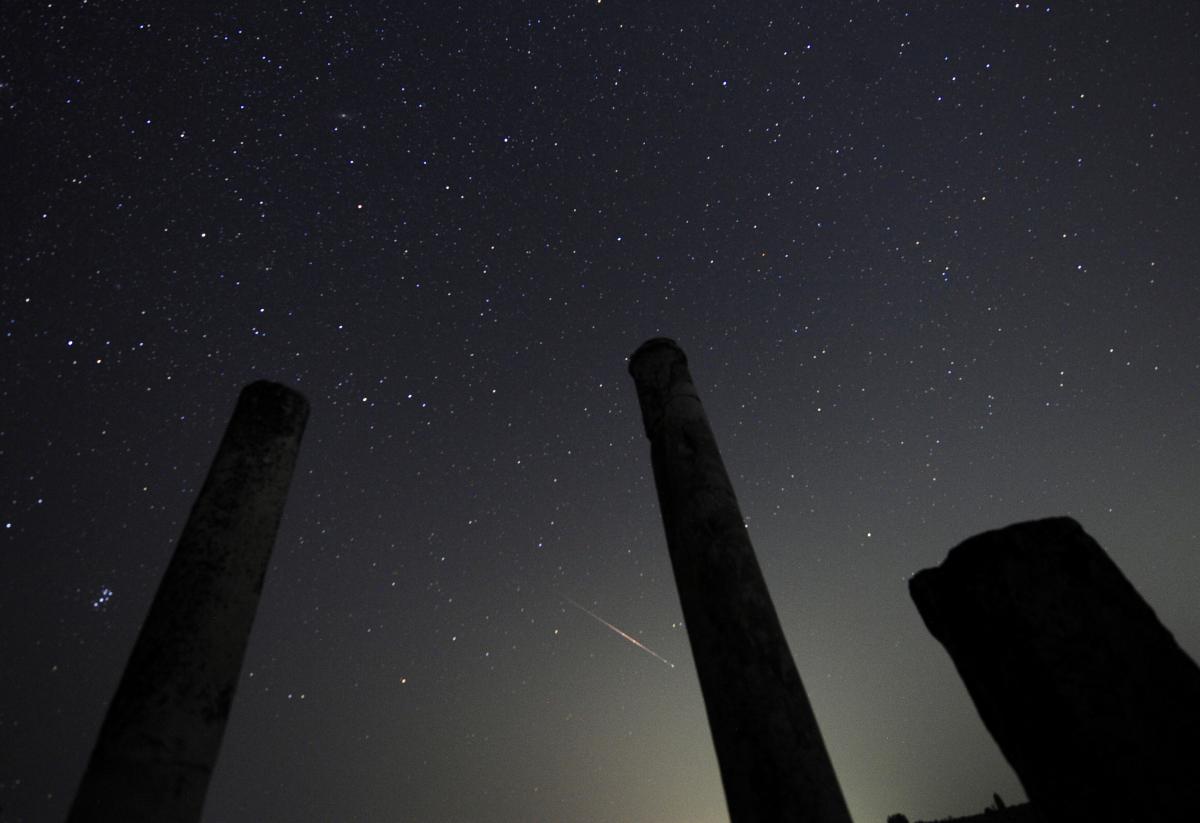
[68,381,309,823]
[910,517,1200,823]
[628,338,852,823]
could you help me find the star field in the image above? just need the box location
[2,2,1199,821]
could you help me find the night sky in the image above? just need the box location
[3,2,1199,821]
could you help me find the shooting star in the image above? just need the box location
[558,593,676,669]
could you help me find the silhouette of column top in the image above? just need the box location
[629,337,698,439]
[629,338,852,823]
[68,380,309,823]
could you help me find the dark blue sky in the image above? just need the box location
[3,2,1198,821]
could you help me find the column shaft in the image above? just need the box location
[629,338,852,823]
[68,381,309,823]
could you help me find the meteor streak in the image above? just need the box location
[559,593,675,668]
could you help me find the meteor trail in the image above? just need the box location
[559,593,676,669]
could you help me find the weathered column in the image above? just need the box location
[628,338,852,823]
[68,381,309,823]
[910,517,1200,823]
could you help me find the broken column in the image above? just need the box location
[628,338,852,823]
[910,517,1200,823]
[68,381,309,823]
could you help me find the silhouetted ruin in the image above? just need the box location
[910,517,1200,823]
[628,338,852,823]
[67,381,309,823]
[889,796,1044,823]
[54,347,1200,823]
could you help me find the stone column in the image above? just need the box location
[68,381,309,823]
[910,517,1200,823]
[628,338,852,823]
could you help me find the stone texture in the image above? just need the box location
[910,517,1200,823]
[68,381,309,823]
[629,338,851,823]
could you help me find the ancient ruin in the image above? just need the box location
[629,338,852,823]
[67,381,309,823]
[910,517,1200,822]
